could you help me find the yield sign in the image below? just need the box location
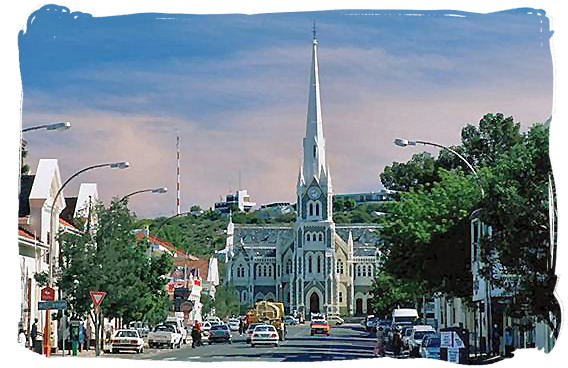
[90,291,107,307]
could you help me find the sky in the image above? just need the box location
[19,5,553,218]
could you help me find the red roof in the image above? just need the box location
[174,258,209,280]
[135,232,197,258]
[59,217,79,231]
[18,228,41,243]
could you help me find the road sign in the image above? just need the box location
[41,286,55,301]
[90,291,107,306]
[39,300,67,310]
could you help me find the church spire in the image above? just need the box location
[302,27,327,182]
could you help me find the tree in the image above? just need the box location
[480,123,560,337]
[379,169,481,298]
[369,272,425,318]
[380,152,438,193]
[211,284,240,318]
[57,200,172,355]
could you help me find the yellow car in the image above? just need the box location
[310,320,330,336]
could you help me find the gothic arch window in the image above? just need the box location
[268,265,273,277]
[362,265,367,277]
[313,144,317,158]
[357,265,361,277]
[307,233,311,242]
[336,260,344,274]
[317,255,321,273]
[368,265,373,277]
[286,259,292,274]
[315,202,320,216]
[309,203,314,216]
[318,233,323,242]
[242,290,247,303]
[308,255,313,273]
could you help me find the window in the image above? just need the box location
[315,202,320,216]
[339,291,343,303]
[242,291,247,303]
[318,233,323,242]
[307,233,311,242]
[313,145,316,158]
[286,259,292,274]
[368,265,373,277]
[309,203,313,216]
[362,265,367,277]
[308,255,312,273]
[357,265,361,277]
[317,255,321,273]
[268,265,273,277]
[336,260,344,274]
[263,265,267,277]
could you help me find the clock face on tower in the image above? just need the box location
[308,186,321,199]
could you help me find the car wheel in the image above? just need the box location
[251,344,255,348]
[209,341,212,345]
[228,340,232,344]
[112,349,117,354]
[170,343,174,349]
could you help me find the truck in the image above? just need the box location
[392,308,419,324]
[246,301,287,341]
[147,323,182,349]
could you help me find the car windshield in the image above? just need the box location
[415,331,435,340]
[312,321,327,325]
[426,338,441,347]
[254,326,275,332]
[211,325,228,331]
[154,325,174,332]
[116,330,138,338]
[247,324,261,332]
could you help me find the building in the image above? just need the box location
[222,34,383,318]
[333,189,395,205]
[214,189,256,213]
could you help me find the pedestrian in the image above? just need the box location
[239,319,244,335]
[18,328,27,348]
[374,326,386,357]
[84,322,90,351]
[504,327,514,358]
[30,319,38,352]
[392,327,402,357]
[492,324,500,356]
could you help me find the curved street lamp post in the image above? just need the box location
[118,187,168,203]
[22,121,71,133]
[45,161,129,357]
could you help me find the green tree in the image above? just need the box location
[212,284,240,318]
[369,272,425,318]
[480,123,560,336]
[57,200,172,354]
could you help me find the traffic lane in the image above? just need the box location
[106,324,376,362]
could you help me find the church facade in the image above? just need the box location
[223,34,383,317]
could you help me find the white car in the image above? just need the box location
[250,324,279,347]
[165,316,188,344]
[148,323,182,349]
[228,318,240,331]
[408,325,437,357]
[206,316,222,325]
[110,329,144,354]
[201,321,212,340]
[245,323,263,343]
[285,316,299,325]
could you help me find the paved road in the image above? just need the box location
[104,323,377,362]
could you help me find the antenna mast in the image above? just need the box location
[176,133,181,215]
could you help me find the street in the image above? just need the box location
[102,323,377,362]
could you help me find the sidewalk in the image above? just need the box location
[469,353,504,365]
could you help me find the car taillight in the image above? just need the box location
[112,339,119,344]
[271,334,277,338]
[130,340,138,344]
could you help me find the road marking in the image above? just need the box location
[164,357,176,361]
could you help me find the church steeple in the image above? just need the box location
[302,27,327,183]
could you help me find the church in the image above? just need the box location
[222,33,383,317]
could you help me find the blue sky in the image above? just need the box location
[19,5,553,218]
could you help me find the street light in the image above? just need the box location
[393,138,484,198]
[45,161,129,357]
[118,187,168,202]
[22,121,71,133]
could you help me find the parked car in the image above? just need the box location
[206,316,222,325]
[420,335,441,359]
[228,318,240,331]
[285,316,299,325]
[364,315,377,332]
[128,321,149,337]
[208,324,232,344]
[148,323,182,349]
[109,329,144,354]
[245,323,263,343]
[407,325,437,357]
[401,326,414,350]
[311,313,325,322]
[310,320,331,336]
[250,324,279,347]
[328,314,344,325]
[165,316,188,344]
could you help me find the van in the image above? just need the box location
[392,308,419,324]
[165,316,188,344]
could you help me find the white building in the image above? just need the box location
[222,34,383,317]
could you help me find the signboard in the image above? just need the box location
[90,291,107,306]
[454,332,465,348]
[440,331,452,348]
[447,348,460,363]
[39,300,67,310]
[41,286,55,301]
